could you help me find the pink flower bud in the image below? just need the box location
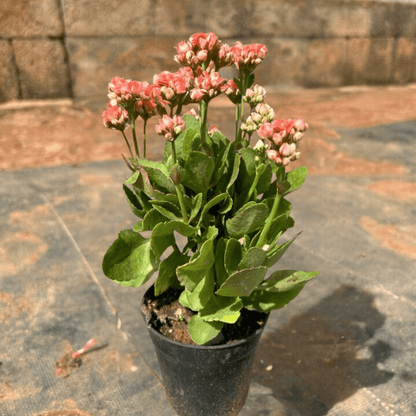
[271,133,283,146]
[293,118,308,132]
[266,149,279,162]
[279,143,295,157]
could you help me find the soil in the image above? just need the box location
[141,287,268,346]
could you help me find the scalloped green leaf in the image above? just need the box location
[256,164,273,195]
[263,233,300,268]
[188,315,224,345]
[199,295,242,323]
[181,151,215,194]
[285,166,308,195]
[177,227,217,291]
[242,286,304,313]
[216,266,267,297]
[198,193,228,226]
[123,184,146,217]
[226,202,268,239]
[189,193,203,222]
[151,220,198,258]
[258,270,320,292]
[224,238,243,275]
[102,230,158,287]
[237,148,256,191]
[179,269,215,311]
[215,238,228,287]
[238,247,267,269]
[154,250,189,296]
[226,152,240,190]
[150,200,182,221]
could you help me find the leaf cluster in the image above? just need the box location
[102,114,319,344]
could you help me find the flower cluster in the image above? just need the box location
[155,115,186,141]
[243,85,267,106]
[224,79,241,105]
[190,64,228,102]
[174,32,233,70]
[102,104,129,131]
[230,42,268,72]
[241,103,275,133]
[257,119,308,166]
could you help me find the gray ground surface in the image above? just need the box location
[1,95,416,415]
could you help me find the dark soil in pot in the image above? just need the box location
[141,286,268,345]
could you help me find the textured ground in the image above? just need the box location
[1,85,415,416]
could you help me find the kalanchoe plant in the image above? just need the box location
[102,32,320,345]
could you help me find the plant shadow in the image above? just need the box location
[252,285,394,415]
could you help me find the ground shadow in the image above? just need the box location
[252,285,394,415]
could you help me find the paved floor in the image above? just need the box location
[1,85,416,416]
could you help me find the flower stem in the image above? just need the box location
[199,100,208,144]
[130,117,140,159]
[256,168,285,248]
[122,131,134,159]
[143,118,148,159]
[235,103,239,142]
[171,141,188,223]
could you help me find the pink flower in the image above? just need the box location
[155,115,186,141]
[102,104,129,131]
[186,108,200,120]
[231,42,268,72]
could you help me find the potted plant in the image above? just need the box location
[101,32,319,416]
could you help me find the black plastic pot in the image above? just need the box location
[141,285,269,416]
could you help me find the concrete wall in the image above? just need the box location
[1,0,416,102]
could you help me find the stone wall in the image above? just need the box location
[1,0,416,102]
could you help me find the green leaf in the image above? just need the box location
[177,230,217,291]
[226,152,240,190]
[189,193,203,222]
[125,170,140,185]
[199,295,242,323]
[224,238,243,275]
[179,128,198,161]
[256,164,273,195]
[151,220,197,258]
[237,148,256,191]
[154,250,189,296]
[267,214,295,242]
[238,247,267,269]
[198,193,228,226]
[188,315,224,345]
[140,209,168,231]
[258,270,320,292]
[123,184,146,217]
[226,202,268,239]
[181,151,215,194]
[179,269,215,311]
[102,230,158,287]
[150,200,182,221]
[216,266,267,297]
[285,166,308,195]
[263,233,300,268]
[242,286,304,313]
[215,238,228,287]
[136,160,175,194]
